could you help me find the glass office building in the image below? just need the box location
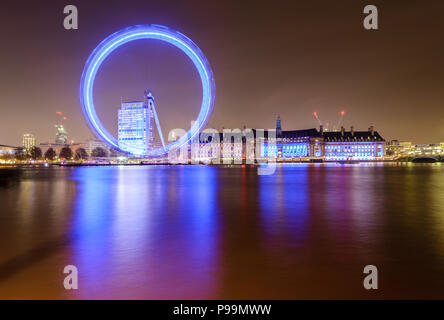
[118,101,152,155]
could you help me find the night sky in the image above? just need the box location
[0,0,443,146]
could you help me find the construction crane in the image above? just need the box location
[313,111,322,126]
[335,110,345,131]
[55,111,67,124]
[313,110,346,131]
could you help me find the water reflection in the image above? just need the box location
[71,168,115,298]
[259,164,309,243]
[70,166,220,299]
[0,164,444,299]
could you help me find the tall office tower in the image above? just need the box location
[118,94,153,155]
[118,90,166,156]
[55,125,68,143]
[22,133,36,151]
[276,115,282,137]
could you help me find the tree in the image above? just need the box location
[109,148,122,157]
[75,148,88,160]
[29,146,42,160]
[44,148,57,160]
[59,147,73,160]
[15,147,29,161]
[92,147,108,158]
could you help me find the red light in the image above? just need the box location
[56,111,62,115]
[62,116,67,120]
[313,111,317,116]
[341,110,345,115]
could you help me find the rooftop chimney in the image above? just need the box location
[351,126,354,136]
[369,125,375,136]
[320,125,324,135]
[340,126,345,136]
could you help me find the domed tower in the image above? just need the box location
[55,125,68,144]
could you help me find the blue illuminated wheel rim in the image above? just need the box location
[79,24,215,157]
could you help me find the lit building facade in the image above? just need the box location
[190,130,244,163]
[0,145,17,157]
[117,90,160,155]
[323,126,384,161]
[22,133,36,151]
[387,141,444,159]
[189,117,385,163]
[263,128,323,160]
[270,118,385,161]
[386,140,413,158]
[118,101,151,154]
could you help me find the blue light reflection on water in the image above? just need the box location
[71,167,115,296]
[1,164,444,298]
[259,164,309,245]
[69,166,220,299]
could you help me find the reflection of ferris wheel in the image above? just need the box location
[79,24,216,157]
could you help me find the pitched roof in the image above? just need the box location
[280,128,321,138]
[196,128,385,143]
[323,131,384,142]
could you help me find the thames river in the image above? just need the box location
[0,163,444,299]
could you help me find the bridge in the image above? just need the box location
[412,155,441,162]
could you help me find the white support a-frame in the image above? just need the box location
[150,102,166,151]
[145,90,166,152]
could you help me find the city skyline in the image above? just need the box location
[1,1,443,147]
[2,0,444,303]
